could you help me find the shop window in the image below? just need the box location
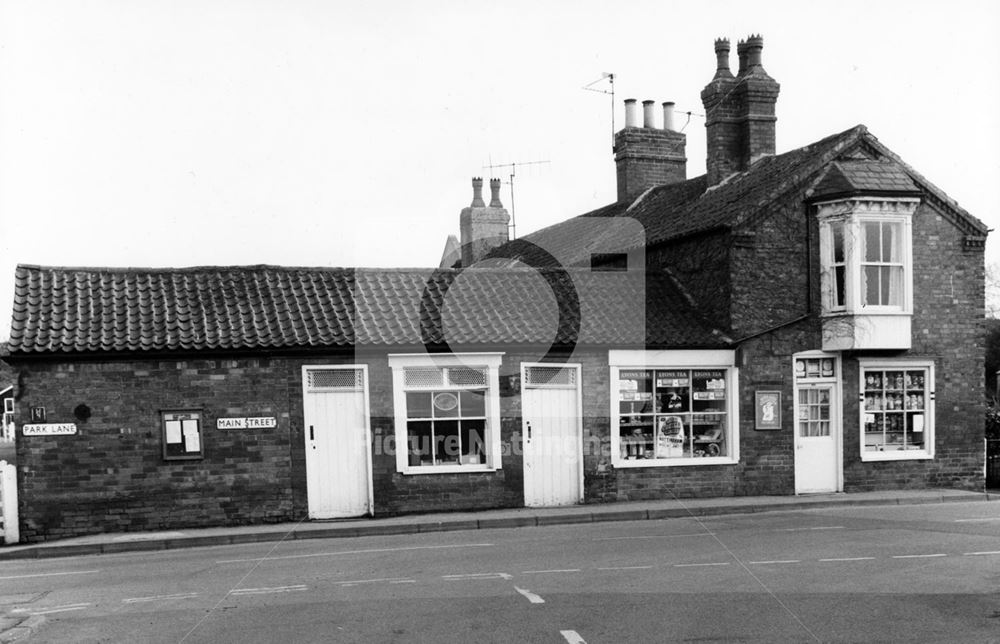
[388,353,503,474]
[859,360,934,461]
[609,350,738,467]
[161,410,204,460]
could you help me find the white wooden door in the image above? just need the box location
[794,384,839,493]
[302,366,372,518]
[522,364,582,507]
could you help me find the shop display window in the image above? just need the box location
[388,353,503,474]
[616,368,729,462]
[859,361,934,460]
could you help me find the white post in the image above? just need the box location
[0,460,18,544]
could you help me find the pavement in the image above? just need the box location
[0,488,996,562]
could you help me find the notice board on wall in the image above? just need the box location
[162,410,203,460]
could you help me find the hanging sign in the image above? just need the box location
[755,391,782,430]
[216,417,277,430]
[23,423,77,436]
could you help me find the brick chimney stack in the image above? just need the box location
[613,96,687,202]
[460,177,510,267]
[702,35,780,186]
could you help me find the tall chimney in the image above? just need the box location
[702,35,779,185]
[459,177,510,267]
[488,177,503,207]
[613,98,687,201]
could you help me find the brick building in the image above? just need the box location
[2,36,990,542]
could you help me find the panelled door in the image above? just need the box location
[522,363,583,507]
[302,366,373,518]
[793,354,842,494]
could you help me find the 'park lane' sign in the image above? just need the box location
[216,417,277,430]
[23,423,78,436]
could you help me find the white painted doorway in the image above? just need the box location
[521,363,583,507]
[793,353,842,494]
[302,366,373,518]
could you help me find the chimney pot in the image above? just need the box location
[662,102,676,131]
[713,38,732,77]
[624,98,638,127]
[736,39,748,76]
[642,100,656,128]
[488,178,503,207]
[471,177,485,207]
[745,34,764,68]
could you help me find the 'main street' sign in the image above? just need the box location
[216,417,277,430]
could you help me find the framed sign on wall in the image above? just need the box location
[755,390,782,430]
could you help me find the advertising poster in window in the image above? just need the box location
[755,391,781,430]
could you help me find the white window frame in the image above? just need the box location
[609,350,739,468]
[817,197,918,317]
[858,358,935,462]
[387,352,503,475]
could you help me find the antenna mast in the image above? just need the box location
[583,72,615,145]
[483,159,550,240]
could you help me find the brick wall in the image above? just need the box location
[614,126,687,201]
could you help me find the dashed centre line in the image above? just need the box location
[216,543,494,564]
[674,562,730,568]
[336,577,413,586]
[819,557,876,562]
[229,585,307,596]
[561,629,587,643]
[13,603,91,616]
[0,569,101,580]
[123,593,200,603]
[522,568,581,574]
[594,533,714,541]
[964,550,1000,556]
[954,517,1000,522]
[892,553,947,559]
[749,560,801,565]
[597,565,653,571]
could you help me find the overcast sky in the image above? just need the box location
[1,0,999,339]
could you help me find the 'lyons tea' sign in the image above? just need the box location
[216,417,277,430]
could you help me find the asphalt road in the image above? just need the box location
[1,501,999,643]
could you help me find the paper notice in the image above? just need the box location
[182,420,201,452]
[165,420,182,444]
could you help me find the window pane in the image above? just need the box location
[864,222,881,262]
[459,390,486,417]
[692,370,726,412]
[460,419,486,464]
[887,266,903,306]
[406,392,433,419]
[407,421,433,464]
[834,266,846,307]
[692,415,726,457]
[882,222,895,262]
[832,222,845,263]
[435,420,460,464]
[863,265,880,305]
[432,391,460,418]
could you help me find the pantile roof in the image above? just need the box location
[7,264,728,356]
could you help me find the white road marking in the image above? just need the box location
[749,560,801,565]
[892,553,947,559]
[123,593,199,603]
[964,550,1000,556]
[522,569,581,574]
[216,543,494,564]
[229,584,306,595]
[597,565,653,571]
[954,517,1000,522]
[594,533,714,541]
[777,526,845,532]
[819,557,876,562]
[14,603,91,616]
[442,572,512,581]
[514,586,545,604]
[0,570,100,580]
[561,629,587,643]
[674,562,730,568]
[336,577,414,586]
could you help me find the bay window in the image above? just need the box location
[388,353,503,474]
[859,359,934,461]
[817,197,918,350]
[609,350,738,467]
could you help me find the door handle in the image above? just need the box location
[526,421,532,440]
[309,425,314,441]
